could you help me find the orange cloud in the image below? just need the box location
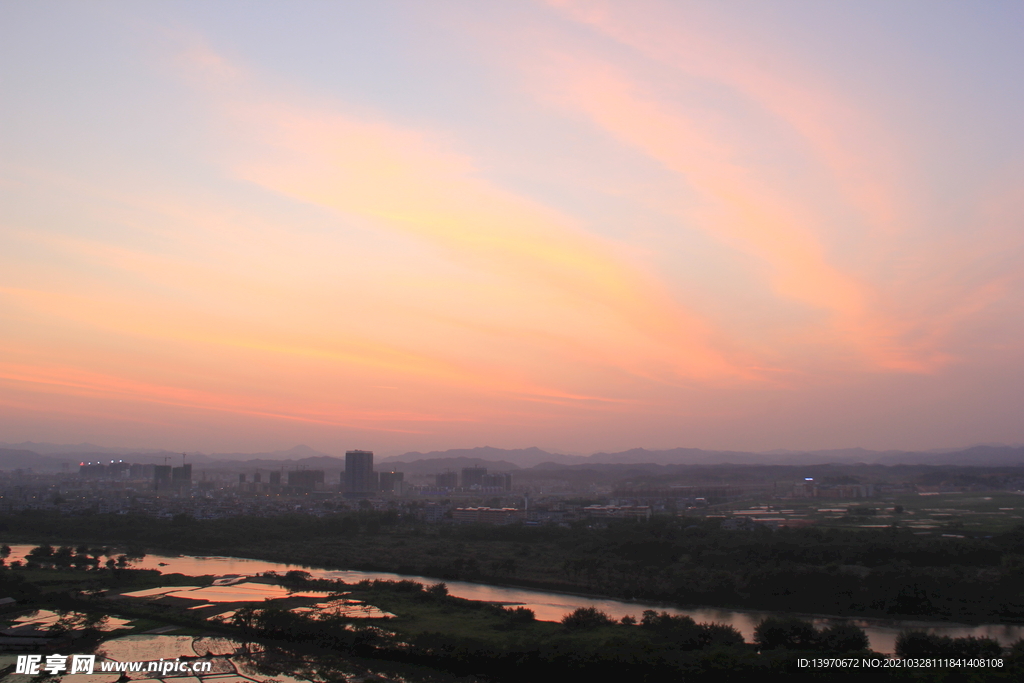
[530,52,942,373]
[219,89,749,382]
[0,360,450,433]
[0,278,659,424]
[547,0,908,239]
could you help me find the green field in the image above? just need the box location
[707,491,1024,535]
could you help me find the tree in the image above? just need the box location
[171,513,194,526]
[489,558,517,577]
[561,606,615,630]
[47,610,108,635]
[896,632,954,657]
[52,546,75,567]
[507,606,535,625]
[232,606,258,631]
[640,610,703,649]
[26,544,54,561]
[754,617,819,650]
[284,570,312,586]
[700,622,745,648]
[819,622,869,652]
[894,632,1000,657]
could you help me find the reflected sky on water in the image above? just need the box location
[9,544,1023,653]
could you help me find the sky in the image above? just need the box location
[2,0,1023,456]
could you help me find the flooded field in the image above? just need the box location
[6,544,1024,653]
[145,583,330,603]
[4,610,132,634]
[92,635,392,683]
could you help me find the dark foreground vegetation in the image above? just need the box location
[4,558,1024,682]
[6,510,1024,622]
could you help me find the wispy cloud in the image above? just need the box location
[176,45,750,383]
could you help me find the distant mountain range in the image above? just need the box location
[1,441,172,456]
[2,442,1023,473]
[381,445,1024,468]
[385,447,576,467]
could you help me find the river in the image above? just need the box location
[8,545,1023,653]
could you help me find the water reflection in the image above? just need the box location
[162,583,331,603]
[98,635,199,661]
[6,609,132,633]
[89,635,424,683]
[9,544,1024,653]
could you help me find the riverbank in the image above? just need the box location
[6,510,1024,628]
[8,543,1024,653]
[6,561,1021,681]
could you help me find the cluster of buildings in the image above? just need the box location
[78,459,193,492]
[71,451,517,501]
[433,467,512,493]
[790,478,875,499]
[451,507,523,524]
[21,451,1015,531]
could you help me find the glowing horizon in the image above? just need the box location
[2,1,1023,456]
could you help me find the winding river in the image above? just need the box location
[9,545,1023,653]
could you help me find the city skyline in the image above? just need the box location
[2,1,1023,456]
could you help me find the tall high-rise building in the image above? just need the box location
[153,465,172,491]
[461,467,488,488]
[345,450,375,495]
[171,463,192,482]
[435,471,458,489]
[482,472,513,491]
[288,469,325,491]
[379,471,404,493]
[171,463,192,491]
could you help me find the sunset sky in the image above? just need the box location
[2,1,1023,456]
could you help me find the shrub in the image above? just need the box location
[640,610,702,648]
[754,617,818,650]
[507,606,535,624]
[819,622,869,652]
[700,622,745,648]
[426,582,449,597]
[284,570,312,585]
[896,631,1002,657]
[562,606,615,630]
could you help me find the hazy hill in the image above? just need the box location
[384,446,578,468]
[204,444,335,462]
[588,447,767,465]
[0,441,169,456]
[0,448,65,471]
[5,442,1023,473]
[204,455,347,471]
[381,457,521,476]
[875,445,1024,466]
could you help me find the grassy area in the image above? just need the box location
[8,509,1024,622]
[0,566,222,640]
[345,582,560,641]
[12,567,209,591]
